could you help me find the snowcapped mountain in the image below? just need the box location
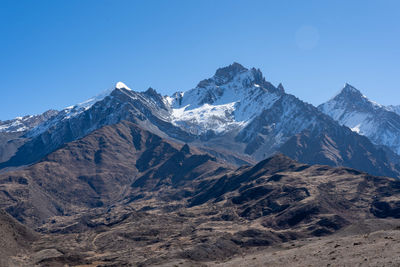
[0,63,285,167]
[167,63,283,134]
[0,110,58,133]
[0,82,195,168]
[1,63,400,178]
[319,83,400,155]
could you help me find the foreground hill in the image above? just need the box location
[214,226,400,267]
[0,121,230,227]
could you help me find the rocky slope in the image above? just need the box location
[215,226,400,267]
[0,121,230,228]
[0,110,58,164]
[1,150,399,266]
[0,209,37,264]
[278,120,400,179]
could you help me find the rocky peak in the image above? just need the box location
[144,87,162,100]
[196,62,248,88]
[335,83,364,100]
[320,83,372,113]
[248,67,266,85]
[212,62,248,86]
[277,83,285,94]
[144,87,168,110]
[195,63,280,94]
[318,83,400,156]
[214,62,248,80]
[180,143,191,154]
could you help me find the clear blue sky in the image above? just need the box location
[1,0,399,120]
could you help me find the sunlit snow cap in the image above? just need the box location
[115,81,131,91]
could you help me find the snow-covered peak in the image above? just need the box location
[324,83,384,112]
[77,81,131,112]
[330,83,363,100]
[167,63,283,134]
[116,81,131,90]
[342,83,360,93]
[319,84,400,155]
[170,63,281,109]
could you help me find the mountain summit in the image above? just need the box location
[326,83,373,111]
[341,83,362,95]
[319,84,400,154]
[115,81,131,90]
[213,62,248,82]
[168,63,283,134]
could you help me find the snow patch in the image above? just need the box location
[351,124,361,133]
[170,102,245,134]
[116,82,131,90]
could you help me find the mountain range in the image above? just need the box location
[1,62,400,265]
[1,63,400,179]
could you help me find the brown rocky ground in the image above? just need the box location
[0,209,37,266]
[213,224,400,267]
[5,206,400,266]
[0,122,399,266]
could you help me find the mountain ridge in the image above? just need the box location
[1,63,400,180]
